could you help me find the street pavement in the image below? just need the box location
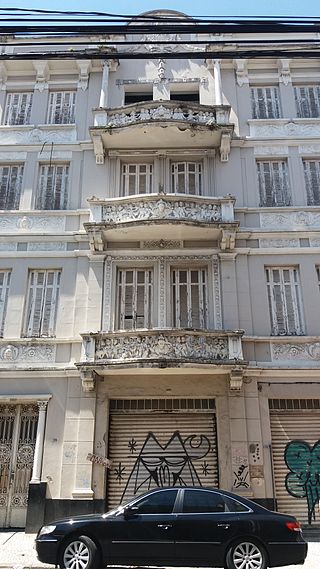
[0,530,318,569]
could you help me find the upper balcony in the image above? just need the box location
[90,101,234,163]
[84,193,238,251]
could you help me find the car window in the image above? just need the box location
[182,490,226,513]
[223,495,251,512]
[133,490,178,514]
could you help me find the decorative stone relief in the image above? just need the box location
[272,342,320,361]
[0,152,27,161]
[0,215,65,233]
[102,198,222,225]
[143,239,181,249]
[77,60,91,91]
[158,58,166,79]
[33,60,49,91]
[105,104,220,128]
[94,331,230,363]
[158,257,166,328]
[254,146,288,156]
[249,120,320,139]
[260,238,299,248]
[28,242,67,251]
[260,211,320,229]
[0,242,17,251]
[0,63,7,89]
[212,257,222,329]
[299,144,320,155]
[0,343,56,363]
[0,126,77,145]
[310,238,320,247]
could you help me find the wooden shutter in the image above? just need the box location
[0,271,11,337]
[47,91,76,124]
[251,87,281,119]
[0,165,24,210]
[294,86,320,118]
[266,267,304,335]
[117,268,153,330]
[4,93,32,125]
[257,160,291,207]
[24,270,61,337]
[37,164,69,210]
[303,160,320,205]
[172,268,207,328]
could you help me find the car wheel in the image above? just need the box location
[225,540,267,569]
[59,535,100,569]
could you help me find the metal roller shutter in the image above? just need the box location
[107,399,218,510]
[270,411,320,525]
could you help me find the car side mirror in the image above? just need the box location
[124,505,139,518]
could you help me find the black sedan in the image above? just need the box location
[35,486,307,569]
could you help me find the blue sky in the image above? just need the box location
[1,0,320,18]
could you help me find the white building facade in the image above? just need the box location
[0,11,320,531]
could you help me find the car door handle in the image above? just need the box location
[157,524,173,530]
[217,524,230,529]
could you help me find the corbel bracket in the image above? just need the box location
[220,131,231,162]
[81,369,98,392]
[92,134,105,165]
[229,366,244,391]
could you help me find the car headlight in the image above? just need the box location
[38,525,56,537]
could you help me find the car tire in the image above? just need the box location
[225,539,267,569]
[59,535,100,569]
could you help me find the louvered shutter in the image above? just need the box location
[24,270,61,337]
[172,268,207,329]
[251,87,281,119]
[0,271,11,337]
[36,164,69,210]
[266,268,304,336]
[257,161,291,207]
[47,91,76,124]
[117,269,153,330]
[303,160,320,205]
[3,93,32,125]
[0,165,23,210]
[295,86,320,118]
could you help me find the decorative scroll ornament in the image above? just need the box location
[102,198,222,224]
[260,211,320,229]
[0,343,56,363]
[94,332,230,363]
[77,60,91,91]
[249,120,320,139]
[234,59,249,87]
[278,58,291,85]
[106,105,217,127]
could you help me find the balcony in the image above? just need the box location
[85,194,238,250]
[79,328,244,370]
[90,101,234,162]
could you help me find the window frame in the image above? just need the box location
[46,90,76,125]
[250,86,282,119]
[22,269,61,338]
[0,163,24,210]
[116,266,154,331]
[0,270,11,337]
[3,92,33,126]
[257,159,291,207]
[266,266,305,336]
[170,265,209,330]
[180,489,252,515]
[36,162,70,210]
[170,160,202,195]
[121,162,154,196]
[294,85,320,118]
[303,158,320,205]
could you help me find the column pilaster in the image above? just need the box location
[31,401,48,483]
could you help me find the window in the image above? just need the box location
[182,490,226,513]
[47,91,76,124]
[0,164,24,210]
[117,268,153,330]
[121,163,153,196]
[170,92,199,103]
[133,490,178,514]
[257,160,291,207]
[3,92,33,125]
[303,160,320,205]
[36,164,69,210]
[171,268,208,329]
[23,270,61,337]
[171,162,202,195]
[124,92,153,105]
[266,267,304,336]
[294,86,320,118]
[0,271,11,337]
[317,267,320,290]
[251,87,281,119]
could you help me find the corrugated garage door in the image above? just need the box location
[107,398,218,509]
[270,399,320,525]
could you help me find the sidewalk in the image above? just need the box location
[0,530,318,569]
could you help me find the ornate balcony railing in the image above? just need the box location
[80,329,244,367]
[90,101,234,163]
[85,194,238,251]
[93,101,231,129]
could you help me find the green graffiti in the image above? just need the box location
[285,440,320,524]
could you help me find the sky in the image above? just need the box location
[1,0,320,18]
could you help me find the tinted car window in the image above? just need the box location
[182,490,225,513]
[133,490,178,514]
[223,495,250,512]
